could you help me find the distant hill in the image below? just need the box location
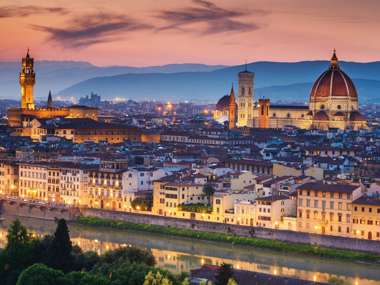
[2,59,380,103]
[0,61,227,101]
[255,79,380,104]
[58,61,380,103]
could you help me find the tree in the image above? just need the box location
[6,219,30,250]
[48,219,73,272]
[202,184,215,204]
[227,278,238,285]
[16,263,67,285]
[215,263,234,285]
[131,197,153,211]
[72,250,100,272]
[65,271,110,285]
[106,263,154,285]
[0,220,39,285]
[100,247,155,267]
[143,271,173,285]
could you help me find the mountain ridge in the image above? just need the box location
[2,60,380,103]
[57,61,380,103]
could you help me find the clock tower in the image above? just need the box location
[19,49,35,110]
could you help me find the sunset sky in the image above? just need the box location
[1,0,380,66]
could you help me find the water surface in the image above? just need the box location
[0,215,379,285]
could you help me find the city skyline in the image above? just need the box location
[0,0,380,66]
[1,1,380,284]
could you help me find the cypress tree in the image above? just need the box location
[48,219,73,272]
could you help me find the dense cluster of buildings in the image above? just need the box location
[1,122,380,241]
[0,51,379,243]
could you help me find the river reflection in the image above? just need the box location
[0,216,379,285]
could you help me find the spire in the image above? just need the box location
[47,90,53,108]
[26,48,30,58]
[230,83,234,96]
[331,49,338,68]
[228,84,236,130]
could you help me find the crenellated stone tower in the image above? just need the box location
[237,66,254,127]
[19,49,35,110]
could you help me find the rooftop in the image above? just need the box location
[298,182,359,193]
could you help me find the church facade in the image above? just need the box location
[214,51,367,131]
[7,51,98,128]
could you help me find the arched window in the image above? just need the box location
[320,104,325,110]
[287,113,291,118]
[337,105,341,110]
[272,113,276,117]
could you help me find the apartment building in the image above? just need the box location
[122,167,171,208]
[19,163,48,200]
[255,195,296,229]
[352,194,380,240]
[234,200,255,226]
[152,176,207,217]
[297,182,362,237]
[47,166,60,202]
[59,165,89,206]
[86,168,124,211]
[0,160,18,196]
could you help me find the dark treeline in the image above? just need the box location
[0,219,190,285]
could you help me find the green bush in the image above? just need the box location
[131,197,153,211]
[178,203,212,213]
[76,216,380,263]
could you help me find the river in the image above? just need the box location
[0,216,379,285]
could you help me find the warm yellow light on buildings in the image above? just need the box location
[166,102,173,110]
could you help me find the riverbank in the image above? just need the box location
[75,216,380,263]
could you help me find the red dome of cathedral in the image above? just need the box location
[310,50,358,100]
[215,95,230,111]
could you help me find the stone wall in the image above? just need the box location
[0,199,80,221]
[2,199,379,254]
[82,208,380,254]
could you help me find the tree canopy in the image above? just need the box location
[215,263,234,285]
[48,219,73,272]
[1,219,187,285]
[202,184,215,204]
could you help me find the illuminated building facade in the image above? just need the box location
[7,51,99,129]
[352,195,380,240]
[214,51,367,130]
[297,182,361,237]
